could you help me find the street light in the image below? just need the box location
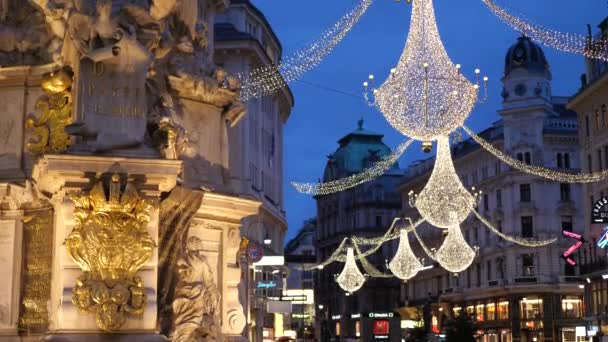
[318,304,324,310]
[264,233,272,245]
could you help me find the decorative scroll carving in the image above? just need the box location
[18,209,53,333]
[66,174,154,331]
[26,69,74,154]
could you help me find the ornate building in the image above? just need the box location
[284,219,317,340]
[567,16,608,341]
[397,37,586,342]
[0,0,278,341]
[215,1,294,340]
[314,121,403,342]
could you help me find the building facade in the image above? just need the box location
[285,219,318,341]
[397,37,586,342]
[567,17,608,341]
[314,121,404,342]
[215,2,294,340]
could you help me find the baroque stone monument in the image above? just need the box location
[0,0,257,341]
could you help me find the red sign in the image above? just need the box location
[373,320,389,335]
[562,231,582,240]
[562,229,585,266]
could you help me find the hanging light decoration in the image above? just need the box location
[472,209,556,247]
[482,0,608,62]
[389,225,423,280]
[238,0,374,101]
[409,136,480,228]
[292,139,413,195]
[336,247,366,293]
[462,126,608,183]
[434,222,476,274]
[364,0,487,146]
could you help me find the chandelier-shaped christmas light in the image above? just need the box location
[336,247,366,293]
[238,0,374,101]
[435,222,477,273]
[388,224,424,280]
[482,0,608,62]
[364,0,487,145]
[409,136,480,228]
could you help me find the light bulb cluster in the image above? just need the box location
[463,125,608,183]
[336,247,366,293]
[472,209,556,247]
[237,0,374,101]
[388,227,424,280]
[434,224,477,274]
[291,139,413,195]
[483,0,608,62]
[409,136,480,228]
[364,0,487,142]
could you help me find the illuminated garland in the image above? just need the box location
[238,0,374,101]
[472,209,556,247]
[482,0,608,62]
[365,0,486,142]
[462,125,608,183]
[353,242,393,278]
[291,139,413,195]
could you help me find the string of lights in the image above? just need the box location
[472,209,556,247]
[291,139,413,195]
[238,0,374,101]
[462,125,608,183]
[482,0,608,62]
[364,0,487,145]
[353,242,393,278]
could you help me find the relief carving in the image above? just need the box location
[66,174,154,331]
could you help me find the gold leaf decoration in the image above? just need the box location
[66,174,154,331]
[26,69,74,154]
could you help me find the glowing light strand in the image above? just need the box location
[292,139,413,195]
[353,242,393,278]
[462,125,608,183]
[238,0,374,101]
[364,0,487,142]
[472,209,556,247]
[482,0,608,62]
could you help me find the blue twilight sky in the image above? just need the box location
[249,0,607,242]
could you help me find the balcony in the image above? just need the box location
[514,276,537,284]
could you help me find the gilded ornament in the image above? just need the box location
[26,69,74,154]
[66,174,154,331]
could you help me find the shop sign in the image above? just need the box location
[369,312,394,318]
[280,295,307,302]
[331,314,341,321]
[592,197,608,223]
[256,281,276,289]
[561,229,584,266]
[351,313,361,319]
[373,320,390,335]
[247,243,264,263]
[576,326,586,337]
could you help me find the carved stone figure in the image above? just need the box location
[26,69,74,154]
[66,174,154,331]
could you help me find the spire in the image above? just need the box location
[357,118,364,130]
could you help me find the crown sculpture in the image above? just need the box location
[66,174,154,331]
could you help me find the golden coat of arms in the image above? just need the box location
[66,174,154,331]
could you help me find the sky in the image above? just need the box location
[249,0,608,243]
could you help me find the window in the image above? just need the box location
[520,184,531,202]
[487,260,492,281]
[522,253,535,276]
[520,297,543,320]
[497,301,509,320]
[562,297,583,318]
[596,109,602,129]
[586,115,590,137]
[564,153,571,169]
[375,216,382,227]
[483,194,489,211]
[494,162,501,176]
[560,183,571,201]
[517,152,524,162]
[482,166,488,179]
[521,216,534,238]
[496,189,502,207]
[524,152,531,165]
[476,263,481,287]
[472,171,478,184]
[496,257,504,279]
[486,302,496,321]
[561,216,573,232]
[557,153,563,168]
[476,304,484,321]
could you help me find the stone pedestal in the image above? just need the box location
[32,155,181,335]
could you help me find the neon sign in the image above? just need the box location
[256,281,276,289]
[597,227,608,248]
[592,197,608,223]
[561,228,585,266]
